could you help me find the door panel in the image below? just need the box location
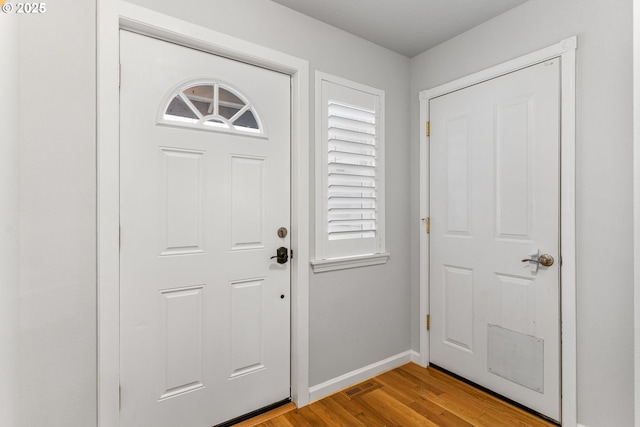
[429,59,560,421]
[119,30,291,427]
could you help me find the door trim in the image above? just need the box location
[634,3,640,424]
[97,3,311,426]
[418,37,577,427]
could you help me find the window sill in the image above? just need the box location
[310,252,390,273]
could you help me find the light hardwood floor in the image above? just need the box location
[238,363,557,427]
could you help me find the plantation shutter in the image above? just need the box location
[327,101,377,240]
[320,79,384,259]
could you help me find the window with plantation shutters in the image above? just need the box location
[313,72,388,271]
[327,101,377,240]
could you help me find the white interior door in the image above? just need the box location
[119,30,291,427]
[429,59,560,421]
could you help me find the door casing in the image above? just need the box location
[97,3,311,426]
[418,36,577,427]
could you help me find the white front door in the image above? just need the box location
[429,59,561,421]
[119,30,291,427]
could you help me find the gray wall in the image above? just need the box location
[0,12,20,427]
[18,1,97,425]
[124,0,414,387]
[409,1,634,426]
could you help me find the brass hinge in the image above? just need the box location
[426,315,431,331]
[421,217,430,233]
[426,121,430,137]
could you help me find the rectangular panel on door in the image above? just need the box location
[161,148,205,256]
[443,265,474,353]
[159,285,205,400]
[230,156,265,251]
[495,96,534,240]
[230,278,265,377]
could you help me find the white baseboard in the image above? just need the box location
[308,350,420,403]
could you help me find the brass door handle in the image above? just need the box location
[521,253,554,267]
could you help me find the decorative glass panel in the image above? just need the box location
[162,82,263,135]
[235,110,259,130]
[183,85,214,99]
[219,88,244,105]
[166,96,199,121]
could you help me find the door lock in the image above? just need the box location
[270,246,289,264]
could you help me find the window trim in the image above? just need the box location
[313,71,387,272]
[310,252,390,273]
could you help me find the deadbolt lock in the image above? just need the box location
[277,227,288,238]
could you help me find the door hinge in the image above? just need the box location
[426,121,430,137]
[119,385,122,410]
[426,314,431,331]
[119,225,121,249]
[422,217,430,233]
[119,63,121,89]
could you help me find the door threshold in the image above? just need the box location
[213,398,293,427]
[429,364,560,426]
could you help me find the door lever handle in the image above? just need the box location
[521,253,554,267]
[270,246,289,264]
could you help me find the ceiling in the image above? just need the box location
[269,0,528,58]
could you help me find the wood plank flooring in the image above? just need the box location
[243,363,557,427]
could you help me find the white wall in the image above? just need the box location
[126,0,413,387]
[18,1,98,425]
[0,12,21,427]
[409,1,634,426]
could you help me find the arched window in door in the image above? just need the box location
[161,81,263,135]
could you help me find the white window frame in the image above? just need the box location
[312,72,389,273]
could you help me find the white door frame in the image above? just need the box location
[97,2,310,426]
[418,37,577,426]
[634,2,640,424]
